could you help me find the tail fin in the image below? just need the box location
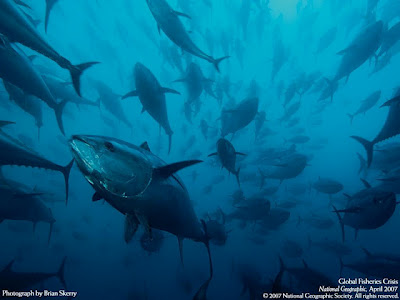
[44,0,58,33]
[332,205,345,242]
[60,159,74,205]
[212,56,230,72]
[193,220,213,300]
[347,113,354,124]
[52,99,68,136]
[350,136,374,167]
[235,167,241,187]
[56,257,67,288]
[69,62,99,96]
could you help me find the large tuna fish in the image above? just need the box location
[69,136,213,299]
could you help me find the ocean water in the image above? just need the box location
[1,0,400,299]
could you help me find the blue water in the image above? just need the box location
[1,0,400,299]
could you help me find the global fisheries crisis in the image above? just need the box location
[338,279,399,285]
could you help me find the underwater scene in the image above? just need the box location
[0,0,400,299]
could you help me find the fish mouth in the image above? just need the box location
[70,135,92,148]
[69,135,97,175]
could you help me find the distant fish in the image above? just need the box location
[351,96,400,166]
[286,135,310,144]
[333,179,397,242]
[173,63,204,104]
[312,177,343,195]
[0,40,68,135]
[259,153,309,184]
[0,135,73,203]
[0,257,67,291]
[208,138,245,187]
[146,0,229,71]
[220,97,259,137]
[122,63,179,154]
[3,81,43,139]
[0,186,55,242]
[347,90,381,124]
[333,21,383,83]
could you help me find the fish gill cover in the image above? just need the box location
[0,0,400,299]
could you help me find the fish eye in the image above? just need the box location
[104,142,115,152]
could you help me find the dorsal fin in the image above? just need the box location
[160,87,181,95]
[154,160,202,179]
[140,142,151,152]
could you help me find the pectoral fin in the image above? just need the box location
[122,90,139,99]
[173,10,191,19]
[160,87,181,95]
[124,214,139,244]
[92,192,102,202]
